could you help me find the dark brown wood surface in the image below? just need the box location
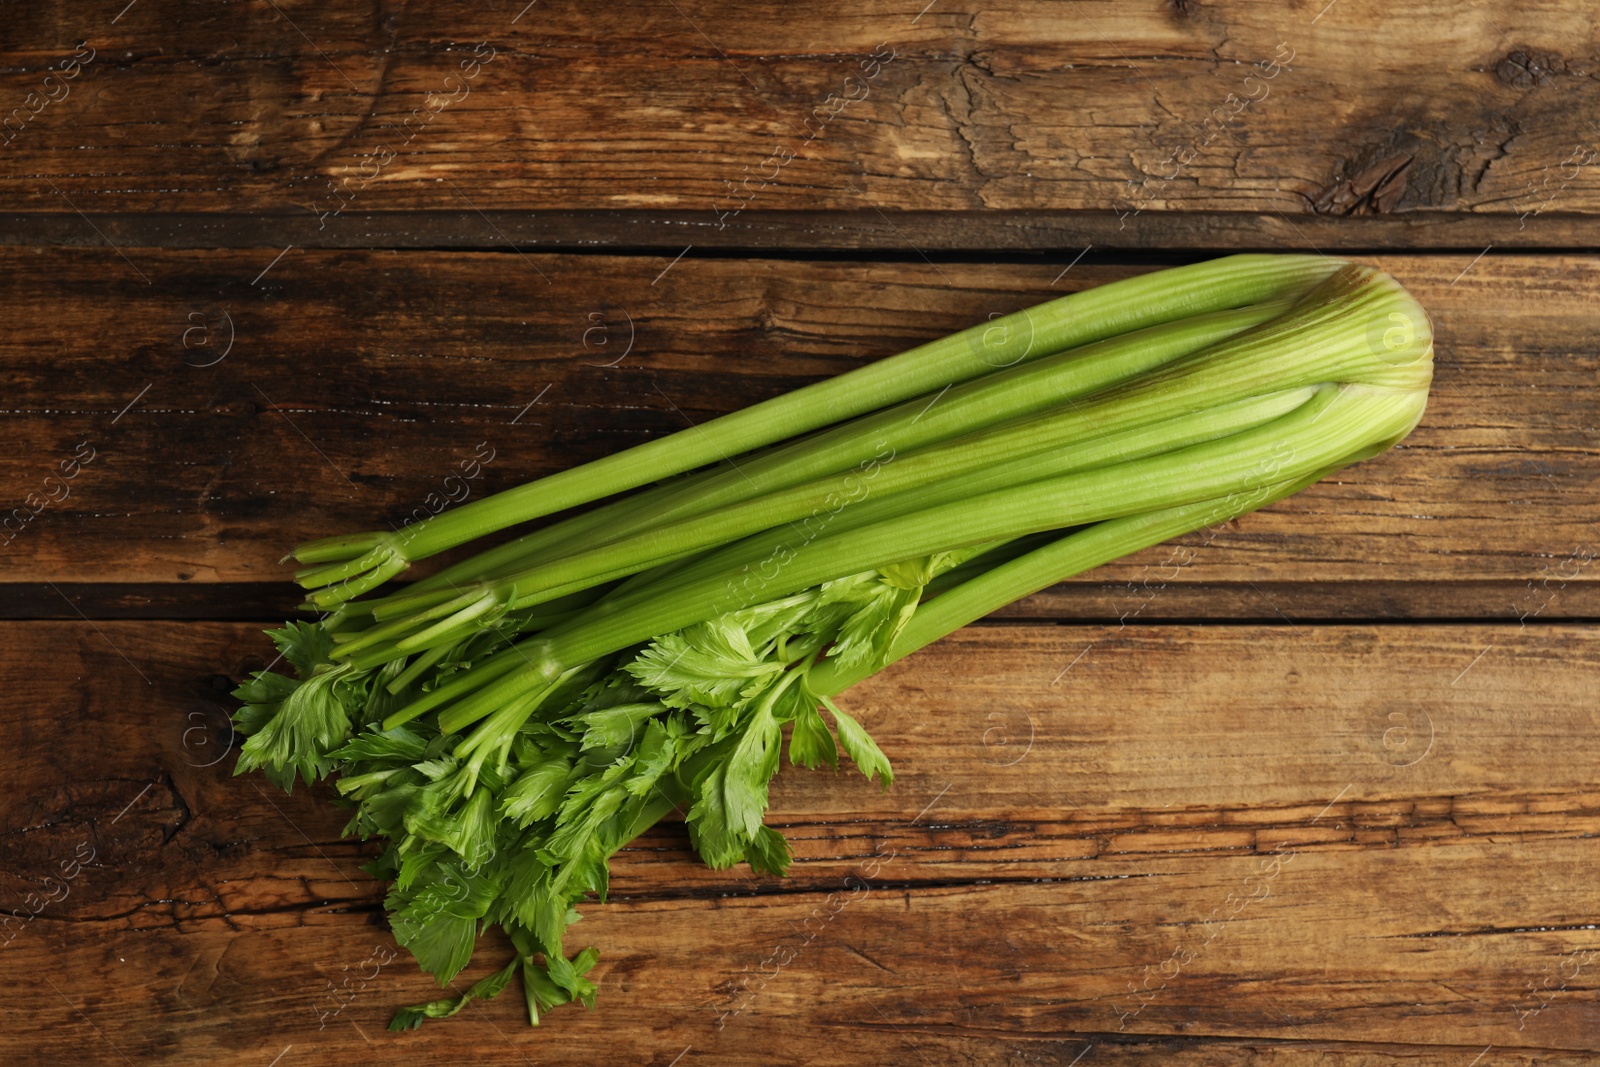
[1,1,1596,1063]
[2,1,1599,231]
[0,251,1595,609]
[6,622,1599,1064]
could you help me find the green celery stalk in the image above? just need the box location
[346,298,1293,613]
[337,386,1316,664]
[293,255,1344,603]
[381,260,1431,735]
[808,468,1335,695]
[543,261,1429,624]
[435,377,1426,740]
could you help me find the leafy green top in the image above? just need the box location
[234,554,964,1029]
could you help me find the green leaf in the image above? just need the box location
[622,718,694,799]
[684,761,747,870]
[391,860,498,925]
[877,549,986,593]
[545,945,600,1009]
[387,954,521,1031]
[686,691,787,867]
[625,618,784,709]
[688,696,745,745]
[387,855,500,985]
[413,756,459,782]
[878,556,939,590]
[234,664,355,790]
[825,696,893,789]
[354,780,423,838]
[259,762,298,794]
[787,696,839,770]
[388,1003,443,1031]
[568,947,601,1004]
[723,701,783,839]
[452,789,500,869]
[529,878,578,956]
[404,780,501,869]
[744,823,792,877]
[232,670,298,740]
[333,766,402,800]
[520,957,573,1026]
[500,757,575,828]
[395,842,448,892]
[543,781,629,866]
[729,591,819,653]
[564,702,665,752]
[830,582,920,671]
[269,620,335,678]
[391,912,478,985]
[329,725,428,765]
[493,845,559,936]
[231,670,296,707]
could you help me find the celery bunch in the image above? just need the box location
[232,255,1433,1029]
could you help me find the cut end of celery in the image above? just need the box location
[290,530,388,565]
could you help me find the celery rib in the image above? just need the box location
[296,255,1346,603]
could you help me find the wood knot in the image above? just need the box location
[1496,47,1565,89]
[1313,152,1414,216]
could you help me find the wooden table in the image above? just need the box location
[3,3,1597,1063]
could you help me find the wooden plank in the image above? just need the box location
[10,851,1600,1065]
[5,208,1600,253]
[0,1,1596,229]
[4,621,1598,1061]
[11,577,1600,622]
[0,250,1594,614]
[13,620,1600,902]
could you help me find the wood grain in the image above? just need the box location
[6,208,1600,253]
[0,249,1593,618]
[2,1,1594,1059]
[11,577,1600,622]
[0,1,1595,231]
[3,621,1596,1063]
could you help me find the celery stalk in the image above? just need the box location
[295,254,1344,602]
